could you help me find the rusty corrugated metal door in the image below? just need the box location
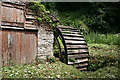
[0,2,38,66]
[1,2,24,28]
[0,1,2,69]
[0,30,37,65]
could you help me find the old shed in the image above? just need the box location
[0,1,53,66]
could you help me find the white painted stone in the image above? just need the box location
[37,26,53,60]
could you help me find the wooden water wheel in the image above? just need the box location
[54,25,89,71]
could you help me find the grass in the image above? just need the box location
[84,32,120,45]
[1,62,119,78]
[88,43,119,71]
[88,43,119,57]
[1,44,119,78]
[2,61,80,78]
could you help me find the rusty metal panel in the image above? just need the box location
[0,1,2,69]
[1,6,24,23]
[1,2,39,30]
[1,2,24,28]
[0,31,2,67]
[2,0,27,3]
[0,30,37,65]
[0,1,2,26]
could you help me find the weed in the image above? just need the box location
[46,56,56,63]
[69,58,76,62]
[84,32,119,45]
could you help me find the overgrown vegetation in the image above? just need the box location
[88,44,119,71]
[1,2,119,79]
[84,32,119,45]
[43,2,120,46]
[2,44,119,78]
[1,62,119,78]
[43,2,120,33]
[26,2,59,27]
[27,2,120,43]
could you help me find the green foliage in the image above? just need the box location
[37,17,42,22]
[26,2,59,27]
[46,56,56,63]
[88,43,119,71]
[69,58,76,62]
[84,32,119,45]
[88,55,118,71]
[44,2,120,33]
[2,61,119,78]
[88,43,119,57]
[59,11,89,33]
[1,44,119,78]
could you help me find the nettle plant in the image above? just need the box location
[26,2,59,27]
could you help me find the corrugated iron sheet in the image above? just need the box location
[1,2,24,27]
[0,1,38,66]
[0,1,2,68]
[0,30,2,68]
[0,30,37,65]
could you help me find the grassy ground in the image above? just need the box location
[84,32,119,45]
[88,44,119,72]
[88,43,119,57]
[1,62,119,78]
[1,44,119,78]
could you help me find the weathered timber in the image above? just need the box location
[68,58,89,64]
[66,45,87,49]
[57,25,89,71]
[68,54,89,59]
[64,36,85,41]
[62,30,80,34]
[65,40,86,44]
[62,33,83,37]
[26,15,37,20]
[78,67,87,71]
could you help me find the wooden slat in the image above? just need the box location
[26,11,35,15]
[63,33,83,37]
[62,30,80,34]
[69,63,88,69]
[1,21,24,27]
[65,38,85,41]
[67,49,88,54]
[64,36,85,40]
[25,21,33,24]
[25,24,36,27]
[68,54,89,59]
[78,67,87,71]
[68,58,88,65]
[65,40,86,44]
[60,28,80,32]
[1,26,24,30]
[57,25,77,30]
[75,63,88,68]
[67,45,87,49]
[24,27,38,30]
[2,2,24,9]
[67,45,88,50]
[26,15,37,20]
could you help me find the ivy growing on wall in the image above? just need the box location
[26,2,60,27]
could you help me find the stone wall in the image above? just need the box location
[37,25,54,60]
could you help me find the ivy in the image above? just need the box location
[26,2,59,27]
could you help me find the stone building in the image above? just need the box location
[0,0,54,65]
